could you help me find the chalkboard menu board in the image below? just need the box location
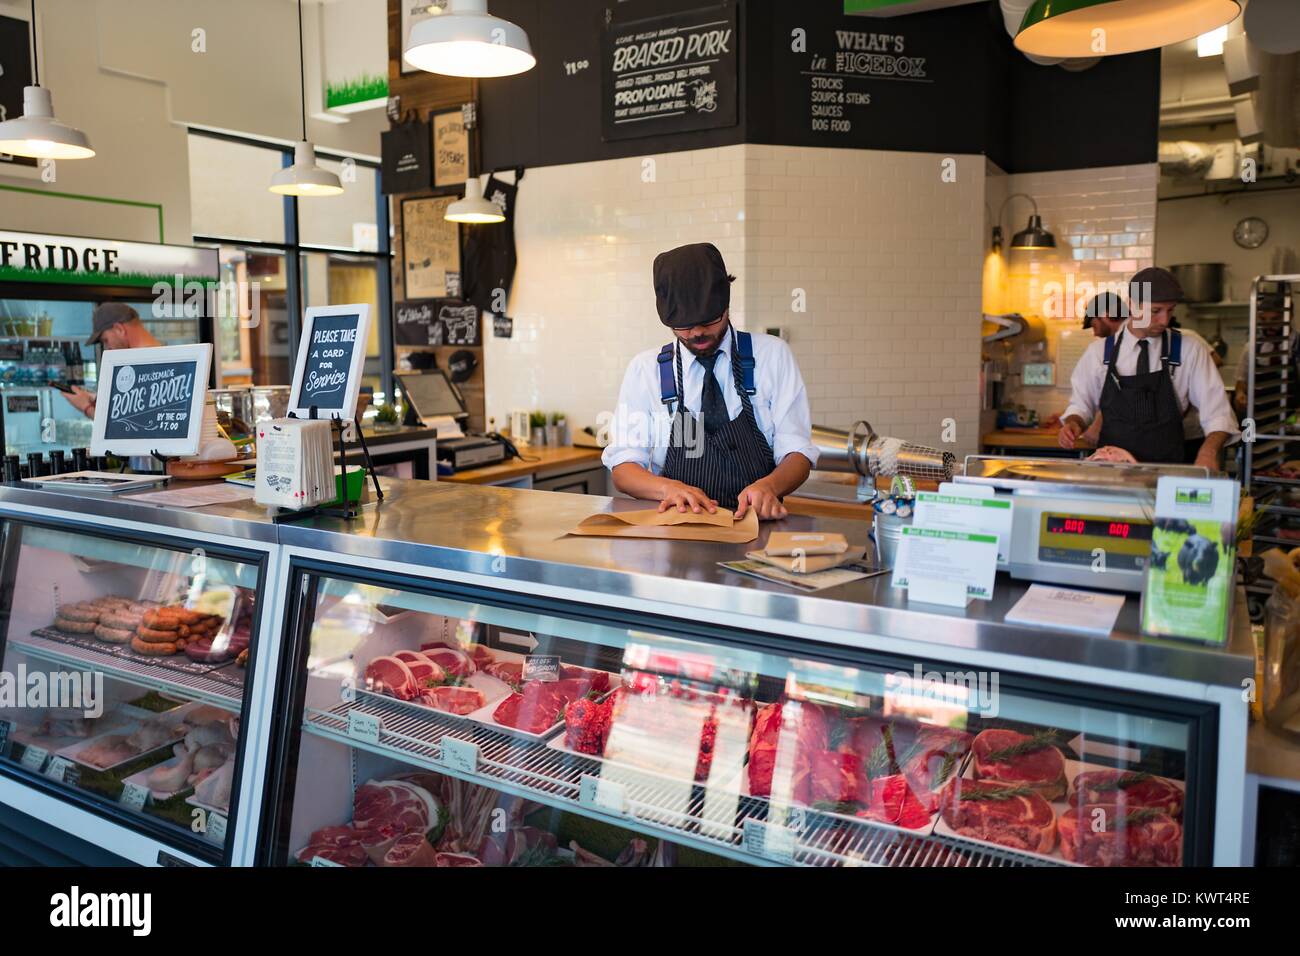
[289,305,373,421]
[395,299,480,347]
[602,3,738,142]
[91,344,213,457]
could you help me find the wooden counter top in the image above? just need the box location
[444,444,603,485]
[983,428,1085,452]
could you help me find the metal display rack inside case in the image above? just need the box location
[1239,276,1298,608]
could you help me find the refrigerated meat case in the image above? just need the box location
[0,492,282,866]
[258,481,1249,868]
[0,480,1251,866]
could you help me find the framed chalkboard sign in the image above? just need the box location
[288,304,372,421]
[90,344,213,457]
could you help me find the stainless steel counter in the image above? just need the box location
[0,477,1254,689]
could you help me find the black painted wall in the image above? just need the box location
[478,0,1159,174]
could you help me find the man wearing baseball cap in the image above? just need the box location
[1083,290,1126,339]
[1058,267,1237,468]
[601,243,818,519]
[64,303,161,418]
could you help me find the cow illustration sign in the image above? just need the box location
[90,344,213,457]
[289,305,372,421]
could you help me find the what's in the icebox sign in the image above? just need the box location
[103,359,198,441]
[298,313,361,411]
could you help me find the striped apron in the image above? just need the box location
[661,337,776,511]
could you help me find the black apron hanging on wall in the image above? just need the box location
[463,172,520,316]
[380,114,433,194]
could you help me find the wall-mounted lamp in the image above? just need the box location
[997,193,1056,251]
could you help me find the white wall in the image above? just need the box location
[485,143,988,456]
[0,0,383,245]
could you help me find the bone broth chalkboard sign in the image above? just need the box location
[90,344,213,457]
[602,3,738,142]
[289,305,372,421]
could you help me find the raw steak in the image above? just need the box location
[352,780,434,833]
[810,751,868,805]
[465,643,496,667]
[295,841,368,867]
[560,664,610,693]
[379,832,440,867]
[393,650,446,687]
[493,678,596,734]
[484,660,523,687]
[1069,770,1184,820]
[938,777,1057,854]
[477,826,558,866]
[364,656,418,701]
[1058,803,1183,867]
[747,701,832,798]
[419,685,485,716]
[436,852,484,867]
[420,645,477,678]
[859,774,933,830]
[971,729,1067,801]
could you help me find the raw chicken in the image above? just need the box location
[192,744,229,772]
[146,746,196,793]
[126,717,184,753]
[184,720,235,753]
[77,734,137,769]
[194,757,235,812]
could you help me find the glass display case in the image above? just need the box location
[262,564,1220,868]
[0,518,266,864]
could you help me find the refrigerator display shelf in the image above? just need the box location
[10,632,244,712]
[303,697,1054,869]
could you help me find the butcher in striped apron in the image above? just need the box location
[602,243,819,520]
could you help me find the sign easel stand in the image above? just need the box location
[270,405,384,524]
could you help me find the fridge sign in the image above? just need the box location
[91,344,214,457]
[289,305,372,421]
[0,229,219,288]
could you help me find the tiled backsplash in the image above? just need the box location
[485,143,987,456]
[994,163,1159,421]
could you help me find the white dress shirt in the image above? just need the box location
[1063,325,1238,439]
[602,327,820,474]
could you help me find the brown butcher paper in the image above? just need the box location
[568,507,759,543]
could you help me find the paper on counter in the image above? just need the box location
[426,415,463,439]
[744,548,862,574]
[763,531,848,556]
[568,507,759,543]
[720,558,882,592]
[1005,584,1124,635]
[128,483,254,508]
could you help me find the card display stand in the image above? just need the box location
[270,406,385,524]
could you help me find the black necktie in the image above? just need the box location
[1136,339,1150,375]
[697,351,729,434]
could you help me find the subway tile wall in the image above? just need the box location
[996,163,1159,420]
[485,143,988,457]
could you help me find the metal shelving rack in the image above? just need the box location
[303,691,1059,869]
[1240,276,1299,604]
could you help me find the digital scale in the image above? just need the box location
[956,456,1211,593]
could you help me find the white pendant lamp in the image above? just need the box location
[446,175,505,224]
[404,0,536,78]
[1015,0,1241,59]
[268,0,342,197]
[0,1,94,160]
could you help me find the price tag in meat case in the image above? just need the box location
[521,654,560,683]
[347,709,382,744]
[579,774,628,817]
[310,855,344,867]
[207,811,228,845]
[120,781,150,812]
[44,755,74,784]
[439,736,479,774]
[20,745,48,772]
[742,819,796,863]
[0,719,11,759]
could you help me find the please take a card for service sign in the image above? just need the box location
[289,305,372,421]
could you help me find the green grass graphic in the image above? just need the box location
[0,265,213,288]
[326,74,389,109]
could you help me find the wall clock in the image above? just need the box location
[1234,216,1269,249]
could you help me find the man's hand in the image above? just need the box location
[657,480,717,514]
[65,385,96,417]
[1057,416,1085,450]
[734,478,787,521]
[1195,432,1229,474]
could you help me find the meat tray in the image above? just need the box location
[56,701,203,772]
[463,672,620,743]
[120,751,192,801]
[929,757,1186,867]
[33,626,245,678]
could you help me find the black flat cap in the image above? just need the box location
[1130,267,1184,306]
[1082,291,1128,329]
[653,243,732,329]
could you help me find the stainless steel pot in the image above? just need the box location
[1169,263,1225,304]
